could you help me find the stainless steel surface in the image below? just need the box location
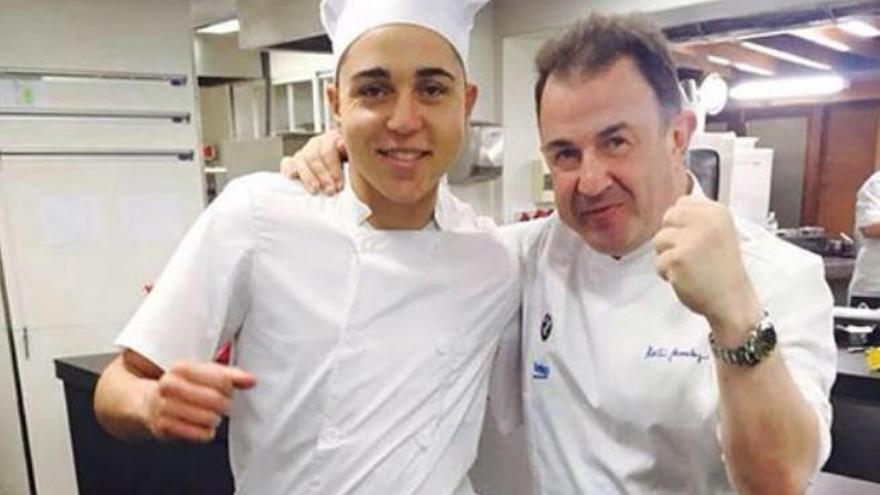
[448,123,503,184]
[0,67,186,85]
[0,108,190,123]
[0,149,195,160]
[237,0,324,50]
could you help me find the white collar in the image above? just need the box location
[338,171,473,232]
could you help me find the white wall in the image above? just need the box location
[500,36,544,221]
[469,2,498,123]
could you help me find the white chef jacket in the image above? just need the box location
[490,184,837,495]
[116,173,521,495]
[850,171,880,298]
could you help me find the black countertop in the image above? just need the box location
[56,351,880,490]
[54,352,234,495]
[832,349,880,401]
[54,353,116,390]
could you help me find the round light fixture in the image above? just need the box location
[699,73,729,115]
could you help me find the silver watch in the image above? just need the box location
[709,313,777,367]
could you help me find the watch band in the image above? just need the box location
[709,312,777,367]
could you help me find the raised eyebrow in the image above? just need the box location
[415,67,456,81]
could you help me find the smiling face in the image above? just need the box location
[538,56,693,257]
[327,24,476,222]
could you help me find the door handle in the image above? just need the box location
[21,326,29,360]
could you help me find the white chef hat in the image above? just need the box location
[321,0,490,73]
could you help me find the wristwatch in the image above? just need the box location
[709,312,777,367]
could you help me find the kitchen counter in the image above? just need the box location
[823,348,880,483]
[54,353,233,495]
[823,256,855,305]
[58,350,880,490]
[824,256,856,280]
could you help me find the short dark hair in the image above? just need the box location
[534,13,682,122]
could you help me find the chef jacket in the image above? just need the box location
[490,183,837,494]
[850,171,880,299]
[116,173,521,495]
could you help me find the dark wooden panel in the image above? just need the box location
[802,107,827,226]
[816,102,880,237]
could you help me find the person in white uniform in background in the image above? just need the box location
[281,13,837,495]
[849,170,880,308]
[93,0,522,493]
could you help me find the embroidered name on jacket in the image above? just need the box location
[644,345,709,364]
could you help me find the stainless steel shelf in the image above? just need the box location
[0,108,190,123]
[0,149,195,161]
[0,67,187,86]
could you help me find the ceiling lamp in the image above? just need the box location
[837,20,880,38]
[698,73,729,115]
[730,74,847,101]
[791,30,851,52]
[706,55,732,66]
[733,62,774,76]
[740,41,831,70]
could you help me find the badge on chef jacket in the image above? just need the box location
[540,313,553,341]
[532,360,551,380]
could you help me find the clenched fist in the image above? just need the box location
[145,360,256,442]
[652,196,763,345]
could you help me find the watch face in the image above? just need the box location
[710,317,777,366]
[758,325,777,354]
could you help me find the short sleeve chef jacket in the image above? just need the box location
[850,171,880,298]
[492,184,837,494]
[116,173,521,495]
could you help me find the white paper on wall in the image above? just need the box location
[0,80,15,107]
[729,148,774,225]
[119,194,183,242]
[40,195,105,246]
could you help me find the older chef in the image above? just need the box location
[281,12,837,495]
[849,170,880,308]
[93,0,521,494]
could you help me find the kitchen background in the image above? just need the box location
[0,0,879,494]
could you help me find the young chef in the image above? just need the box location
[92,0,522,493]
[849,169,880,307]
[281,12,837,495]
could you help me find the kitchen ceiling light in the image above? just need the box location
[791,30,851,52]
[706,55,733,66]
[197,19,240,35]
[838,20,880,38]
[740,41,831,70]
[733,62,774,76]
[699,73,729,115]
[730,74,847,101]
